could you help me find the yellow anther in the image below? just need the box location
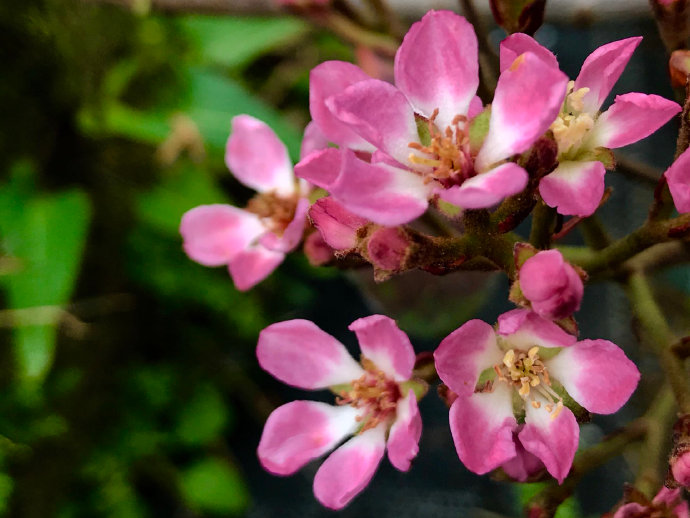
[408,153,441,168]
[568,86,590,113]
[530,376,540,387]
[503,349,516,368]
[531,401,541,409]
[528,346,539,360]
[550,401,564,420]
[519,379,531,397]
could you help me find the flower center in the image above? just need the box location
[407,108,474,186]
[336,357,401,432]
[550,81,595,158]
[494,346,564,419]
[245,192,298,235]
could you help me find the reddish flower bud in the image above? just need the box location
[489,0,546,35]
[670,50,690,88]
[366,227,410,272]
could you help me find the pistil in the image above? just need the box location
[336,357,402,432]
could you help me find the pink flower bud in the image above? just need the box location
[366,227,409,272]
[672,451,690,487]
[519,250,583,320]
[309,197,368,251]
[303,232,334,266]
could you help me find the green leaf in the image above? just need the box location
[180,458,249,514]
[0,187,91,381]
[136,162,229,237]
[174,384,229,446]
[185,67,302,158]
[180,16,308,69]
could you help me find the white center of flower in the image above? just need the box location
[493,346,564,420]
[407,108,474,185]
[550,81,595,158]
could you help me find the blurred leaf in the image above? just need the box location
[136,162,229,237]
[0,179,91,381]
[180,16,308,69]
[0,473,13,516]
[175,384,229,446]
[186,67,302,158]
[78,103,171,145]
[180,458,249,514]
[516,484,582,518]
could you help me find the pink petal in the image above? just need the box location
[468,96,484,119]
[328,150,430,226]
[544,339,640,414]
[303,231,334,266]
[309,61,374,151]
[501,430,545,481]
[666,147,690,213]
[475,52,567,170]
[225,115,295,196]
[653,488,690,518]
[180,204,264,267]
[300,121,330,160]
[348,314,415,381]
[227,246,284,291]
[394,10,478,128]
[499,33,559,73]
[613,503,649,518]
[437,162,528,209]
[434,319,503,397]
[518,403,579,484]
[497,309,577,349]
[259,197,310,253]
[294,148,342,190]
[258,401,359,475]
[588,93,681,149]
[448,384,518,474]
[539,160,606,217]
[308,197,368,251]
[313,424,387,510]
[327,79,419,166]
[257,319,364,389]
[387,389,422,471]
[574,37,642,114]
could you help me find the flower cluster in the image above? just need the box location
[176,6,689,513]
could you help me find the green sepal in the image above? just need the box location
[328,383,352,396]
[468,107,491,154]
[509,280,529,307]
[400,378,429,401]
[415,113,432,147]
[436,198,462,218]
[308,187,328,205]
[574,147,615,170]
[514,242,538,270]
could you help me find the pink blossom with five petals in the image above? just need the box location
[256,315,425,509]
[434,309,639,483]
[500,34,682,216]
[295,10,568,225]
[180,115,318,290]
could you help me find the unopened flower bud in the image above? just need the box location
[669,414,690,488]
[308,197,368,251]
[303,231,334,266]
[518,250,584,320]
[366,227,410,272]
[670,50,690,88]
[489,0,546,35]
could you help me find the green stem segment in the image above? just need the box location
[626,271,690,414]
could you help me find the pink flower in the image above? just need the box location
[256,315,425,509]
[309,196,368,252]
[614,487,689,518]
[500,34,681,217]
[295,10,568,225]
[180,115,317,290]
[434,309,639,483]
[519,249,584,320]
[665,147,690,213]
[672,450,690,488]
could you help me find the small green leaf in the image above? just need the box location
[180,16,308,69]
[175,385,229,446]
[180,458,249,514]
